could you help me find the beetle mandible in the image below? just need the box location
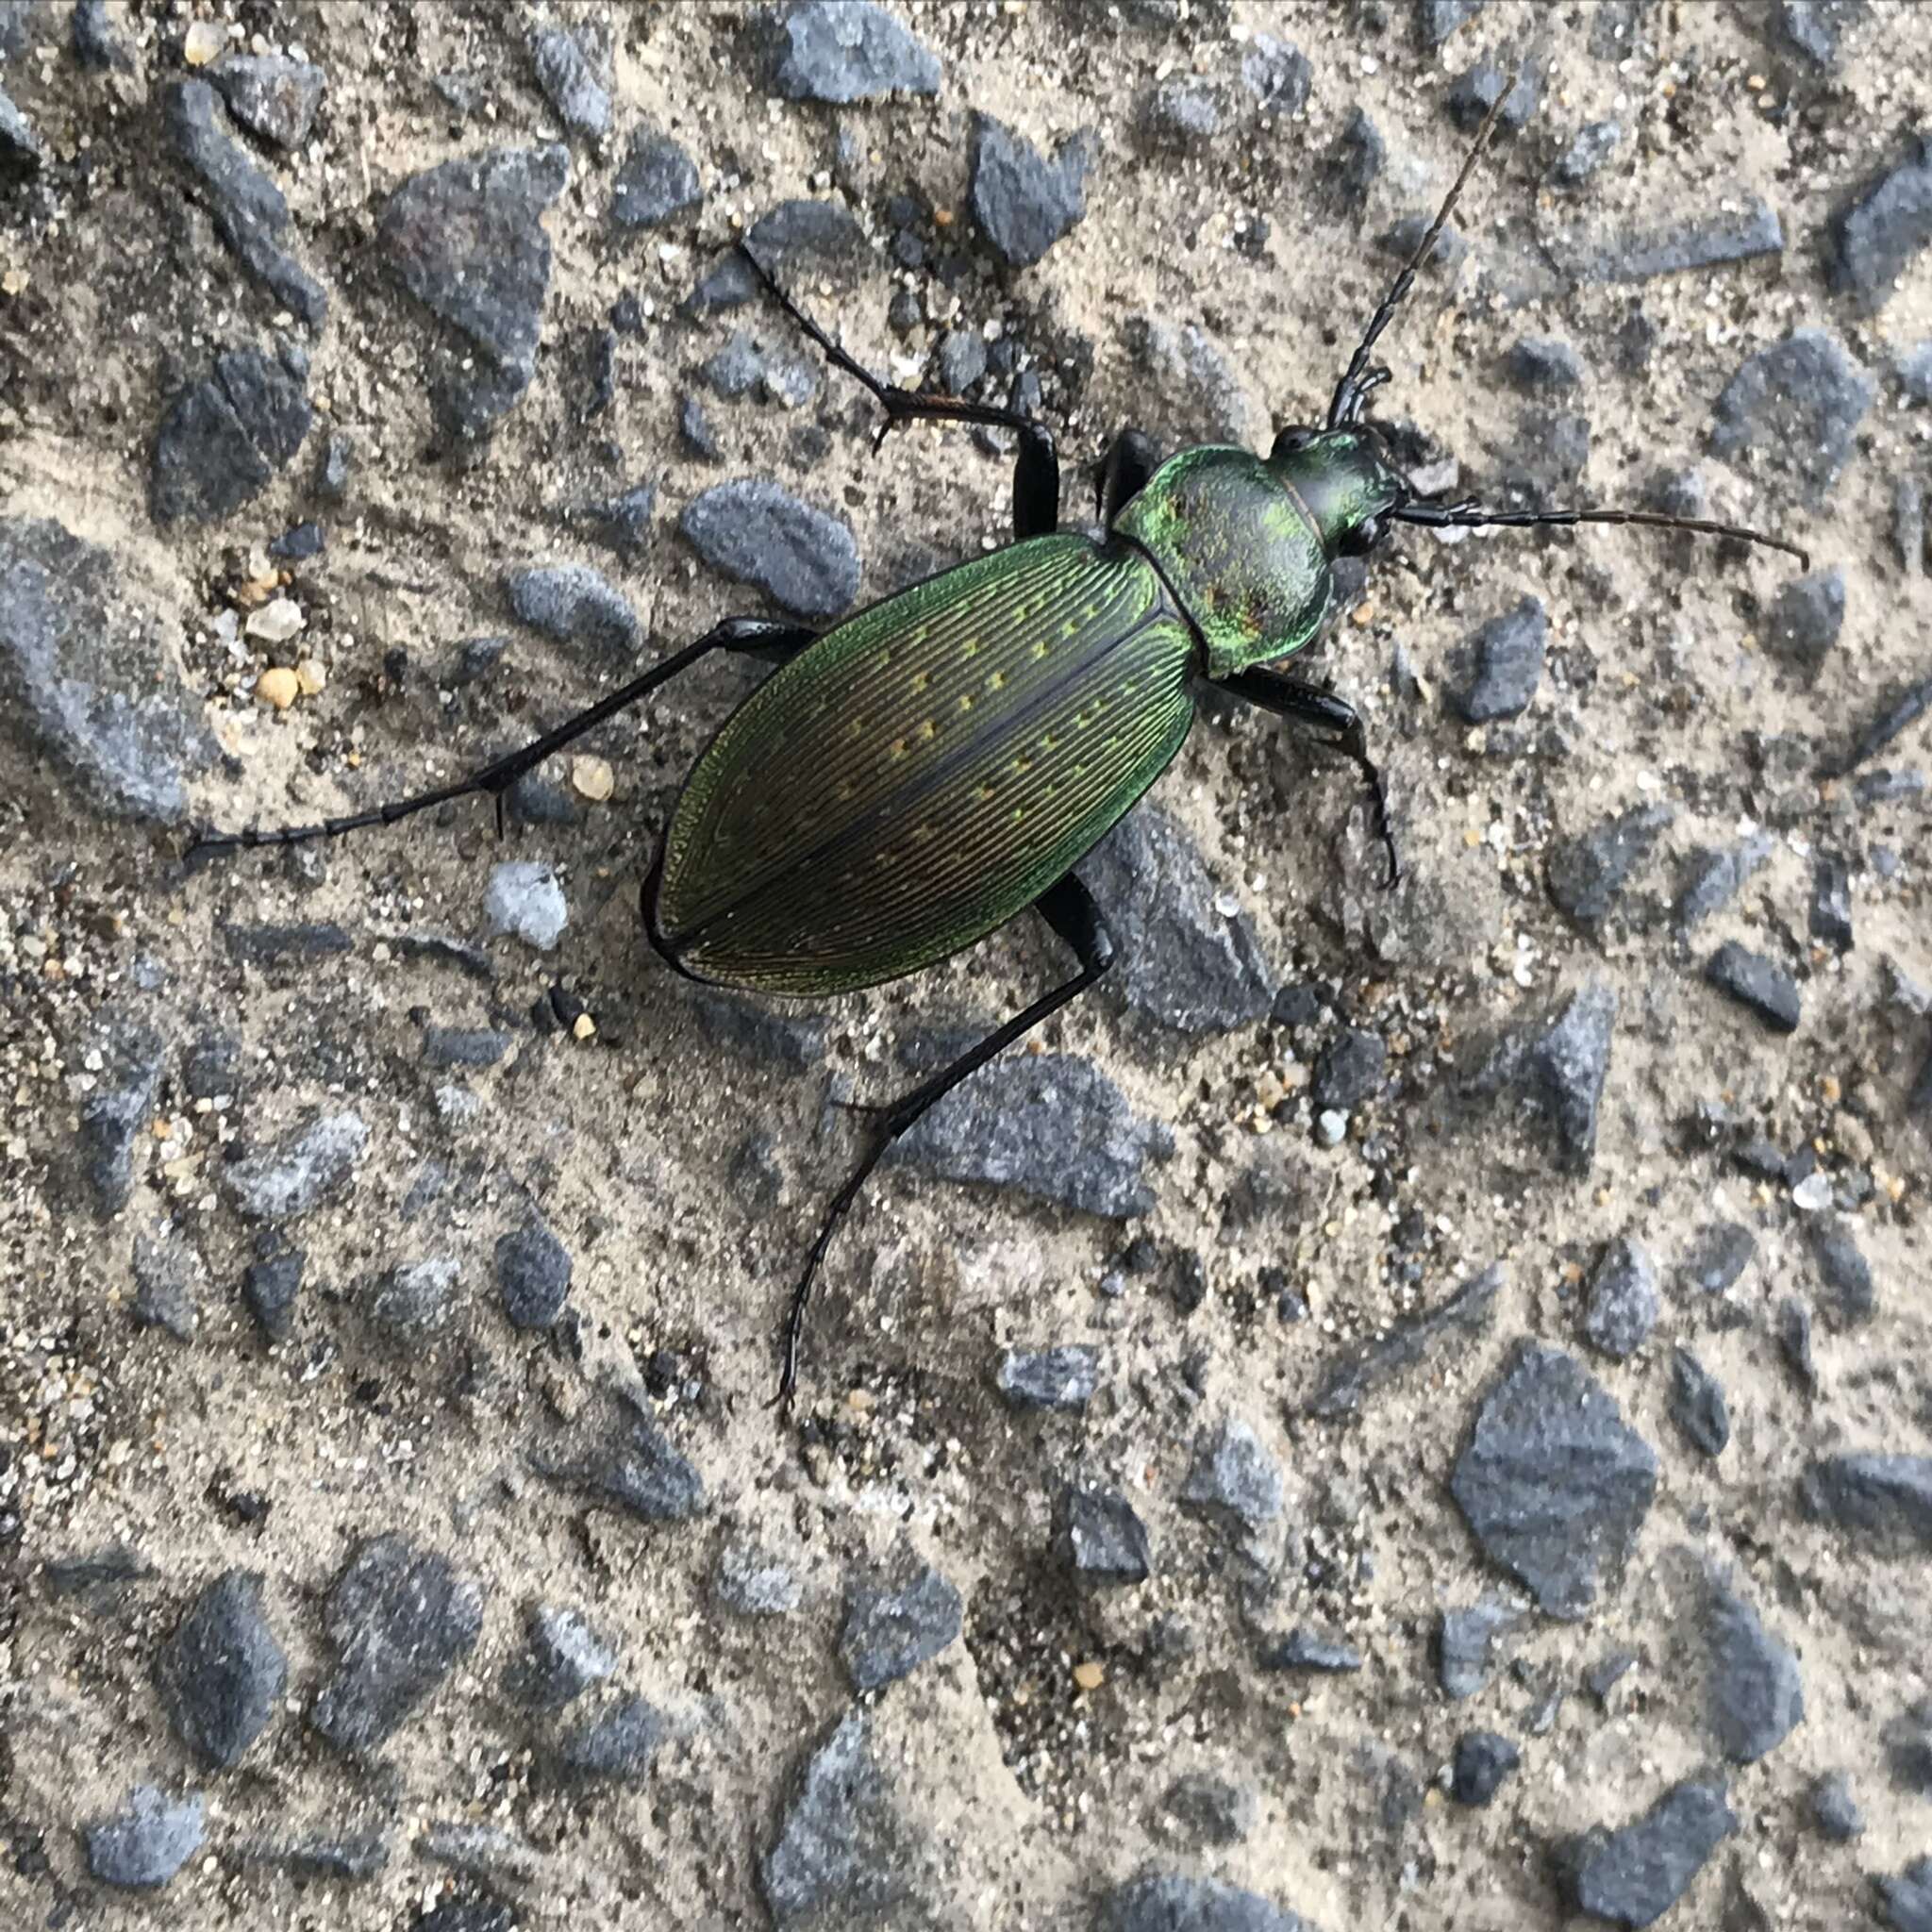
[193,89,1806,1404]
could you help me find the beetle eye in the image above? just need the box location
[1270,425,1317,460]
[1340,516,1384,558]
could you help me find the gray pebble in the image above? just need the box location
[1306,1263,1506,1421]
[484,860,568,951]
[225,1111,369,1221]
[309,1534,484,1753]
[132,1225,202,1342]
[1451,1341,1657,1619]
[529,25,608,138]
[74,1015,165,1214]
[1773,0,1864,66]
[1886,1698,1932,1793]
[1240,36,1310,117]
[680,393,723,459]
[1670,1348,1730,1457]
[1825,134,1932,312]
[208,52,326,149]
[1439,1603,1520,1699]
[556,1691,665,1783]
[716,1544,804,1616]
[1808,1221,1874,1322]
[504,561,639,661]
[1098,1874,1313,1932]
[839,1554,962,1690]
[85,1786,206,1890]
[891,1050,1171,1218]
[1332,107,1384,204]
[3,516,217,823]
[1705,941,1802,1032]
[768,0,941,102]
[155,1570,288,1769]
[1461,978,1617,1174]
[495,1220,573,1329]
[1878,1860,1932,1932]
[1450,1730,1520,1807]
[1158,1772,1255,1846]
[1505,336,1585,391]
[1258,1627,1362,1674]
[1766,567,1845,677]
[1078,805,1275,1033]
[1808,1770,1862,1840]
[419,1823,545,1887]
[242,1248,304,1340]
[679,478,859,619]
[577,482,657,561]
[1557,1780,1735,1926]
[937,327,988,395]
[378,144,569,441]
[969,112,1097,269]
[610,129,703,228]
[1895,475,1927,575]
[1418,0,1487,45]
[1584,198,1784,282]
[1553,118,1622,188]
[1705,1578,1803,1763]
[761,1713,925,1925]
[1546,804,1673,926]
[162,81,327,325]
[688,988,826,1071]
[539,1404,707,1522]
[263,1833,390,1881]
[71,0,130,71]
[504,1603,619,1708]
[1682,1220,1757,1296]
[1312,1028,1386,1111]
[152,342,314,525]
[1800,1454,1932,1551]
[1708,329,1874,508]
[1146,77,1223,146]
[1056,1486,1153,1584]
[1445,58,1540,133]
[1182,1415,1283,1530]
[1583,1237,1658,1358]
[995,1345,1098,1411]
[423,1026,510,1069]
[369,1256,460,1334]
[1455,595,1547,722]
[1674,835,1772,931]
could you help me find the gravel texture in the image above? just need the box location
[2,5,1928,1930]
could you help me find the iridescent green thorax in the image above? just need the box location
[1269,430,1407,552]
[1111,447,1331,679]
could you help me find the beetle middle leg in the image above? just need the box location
[776,873,1117,1407]
[740,245,1059,541]
[189,615,818,857]
[1095,429,1162,524]
[1220,666,1400,888]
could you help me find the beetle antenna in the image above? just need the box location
[1326,78,1516,430]
[1391,496,1809,570]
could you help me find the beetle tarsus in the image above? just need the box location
[769,874,1117,1406]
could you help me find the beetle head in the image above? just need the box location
[1265,425,1410,560]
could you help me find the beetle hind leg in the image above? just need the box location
[188,616,818,859]
[774,874,1117,1407]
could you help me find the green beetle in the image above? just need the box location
[194,92,1802,1400]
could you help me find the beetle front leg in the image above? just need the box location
[775,873,1117,1407]
[740,245,1059,541]
[1219,667,1399,888]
